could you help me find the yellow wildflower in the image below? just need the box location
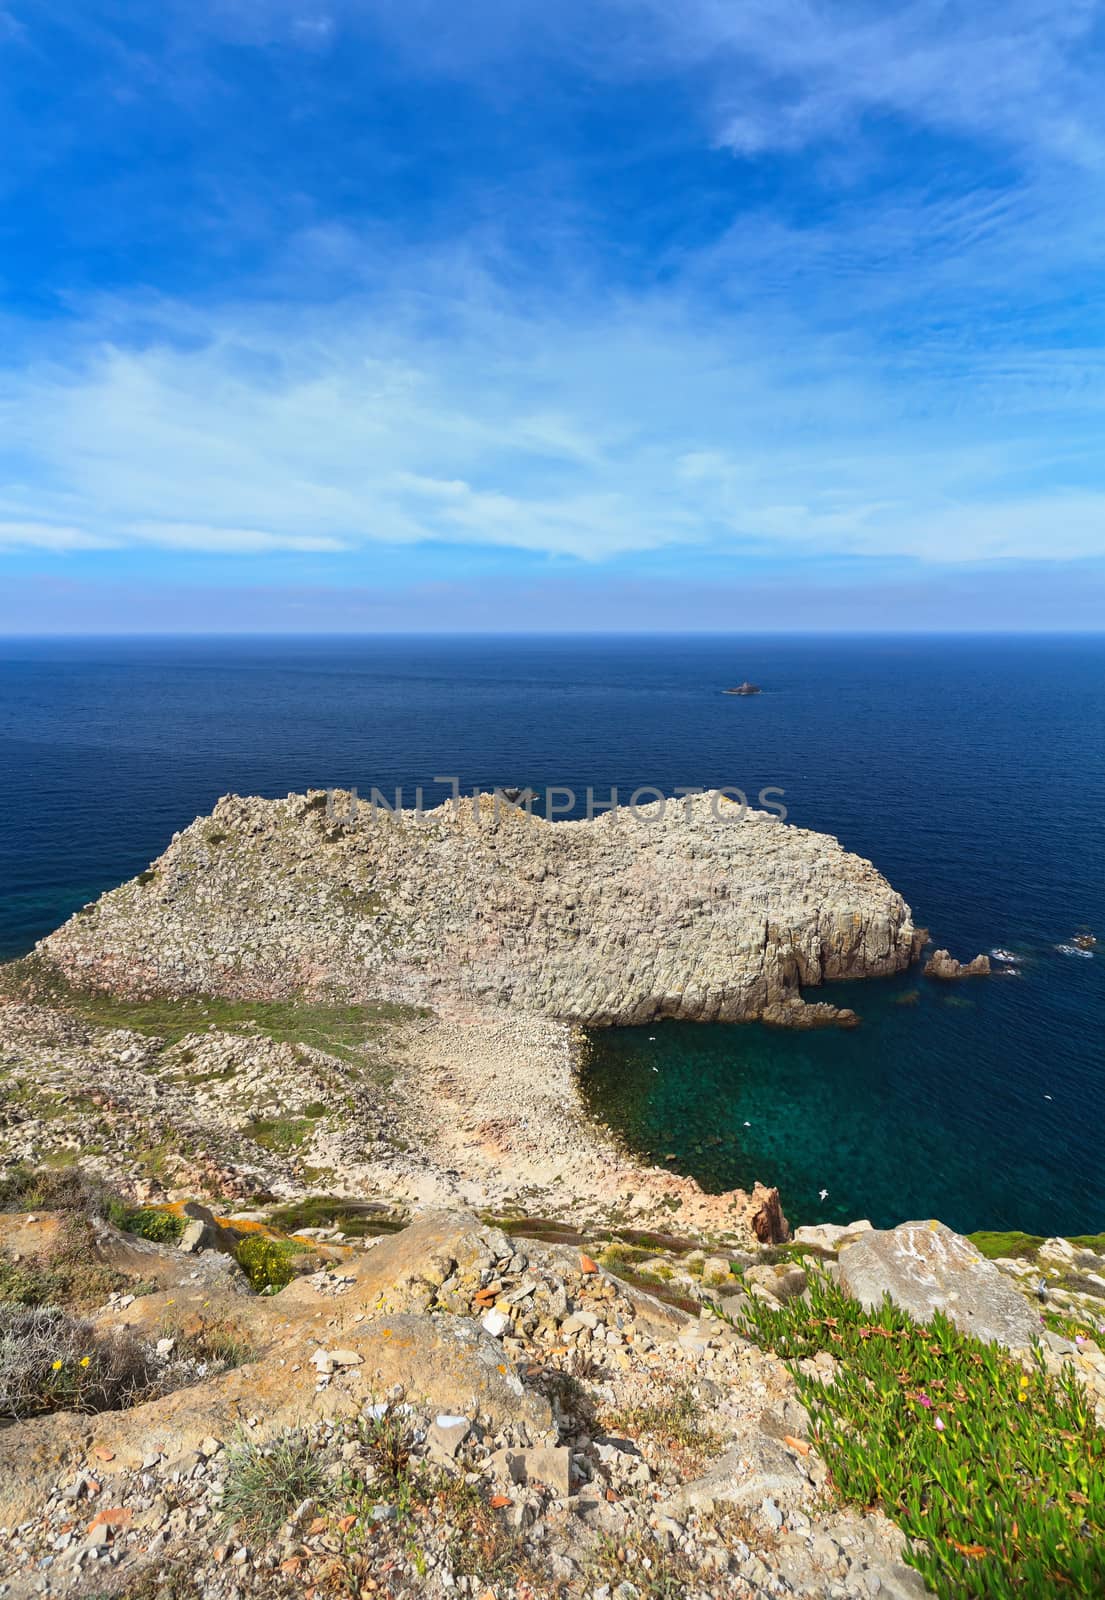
[80,1356,91,1368]
[51,1359,63,1371]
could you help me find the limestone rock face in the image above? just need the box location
[40,788,923,1027]
[837,1220,1041,1349]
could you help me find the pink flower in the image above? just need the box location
[917,1393,933,1408]
[934,1417,945,1432]
[1075,1336,1086,1346]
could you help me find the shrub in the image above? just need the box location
[360,1400,414,1482]
[221,1428,327,1539]
[0,1304,155,1420]
[0,1164,127,1224]
[234,1235,304,1293]
[124,1207,185,1245]
[735,1268,1105,1599]
[0,1210,130,1309]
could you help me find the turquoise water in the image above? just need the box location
[0,633,1102,1233]
[581,959,1102,1238]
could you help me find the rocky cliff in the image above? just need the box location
[39,789,923,1026]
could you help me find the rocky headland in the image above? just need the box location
[1,791,1103,1597]
[7,787,929,1247]
[37,788,924,1028]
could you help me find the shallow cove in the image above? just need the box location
[581,955,1105,1239]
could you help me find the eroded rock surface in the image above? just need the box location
[837,1220,1042,1349]
[39,788,923,1027]
[0,1205,929,1600]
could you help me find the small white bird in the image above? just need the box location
[743,1120,751,1127]
[1044,1093,1053,1100]
[651,1066,659,1073]
[648,1036,656,1042]
[819,1188,829,1202]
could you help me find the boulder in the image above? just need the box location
[663,1428,814,1515]
[744,1262,808,1305]
[486,1444,572,1498]
[838,1220,1040,1349]
[792,1220,873,1252]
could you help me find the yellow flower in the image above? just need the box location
[52,1359,63,1371]
[80,1356,91,1368]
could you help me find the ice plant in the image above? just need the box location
[732,1265,1105,1598]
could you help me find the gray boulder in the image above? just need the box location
[793,1219,872,1252]
[838,1220,1040,1349]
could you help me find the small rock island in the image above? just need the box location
[723,680,762,695]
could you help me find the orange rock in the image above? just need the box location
[87,1507,132,1533]
[579,1253,598,1275]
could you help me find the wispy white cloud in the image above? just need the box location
[130,522,349,553]
[2,264,1104,568]
[0,521,118,551]
[630,0,1105,167]
[2,4,1105,582]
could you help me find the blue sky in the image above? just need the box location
[1,1,1104,631]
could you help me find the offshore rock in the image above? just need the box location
[923,948,991,979]
[39,788,923,1028]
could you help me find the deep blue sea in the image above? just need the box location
[1,634,1102,1236]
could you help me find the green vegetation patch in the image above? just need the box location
[242,1115,317,1153]
[266,1194,406,1238]
[968,1230,1046,1261]
[736,1268,1105,1599]
[603,1382,723,1463]
[0,955,424,1066]
[222,1428,327,1539]
[234,1234,306,1293]
[123,1207,186,1245]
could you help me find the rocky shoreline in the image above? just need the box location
[0,990,787,1247]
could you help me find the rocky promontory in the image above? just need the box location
[39,789,923,1028]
